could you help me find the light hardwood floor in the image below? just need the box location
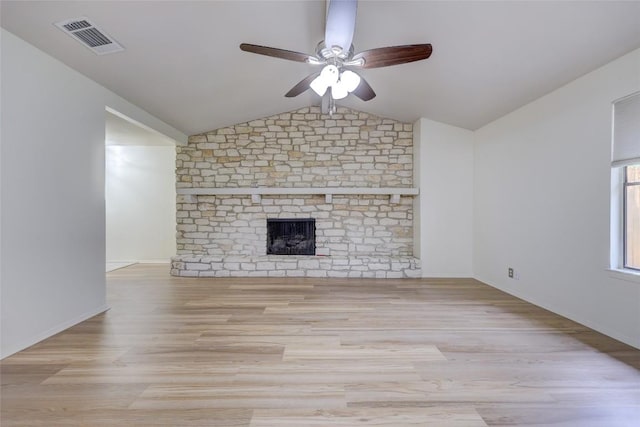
[2,264,639,426]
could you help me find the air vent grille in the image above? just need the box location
[54,17,124,55]
[74,27,112,47]
[63,20,91,31]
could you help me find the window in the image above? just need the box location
[624,165,640,270]
[611,92,640,274]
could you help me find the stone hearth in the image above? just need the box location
[171,255,420,278]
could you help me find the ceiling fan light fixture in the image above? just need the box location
[320,65,339,85]
[310,76,329,96]
[340,70,361,92]
[331,81,349,100]
[310,64,340,96]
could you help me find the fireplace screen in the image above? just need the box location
[266,218,315,255]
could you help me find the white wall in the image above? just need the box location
[106,145,176,263]
[474,48,640,349]
[0,29,186,358]
[414,118,474,277]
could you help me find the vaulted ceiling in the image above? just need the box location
[2,1,640,135]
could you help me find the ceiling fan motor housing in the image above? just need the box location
[316,41,354,62]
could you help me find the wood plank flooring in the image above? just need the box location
[2,264,639,426]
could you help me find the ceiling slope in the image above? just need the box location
[2,1,640,134]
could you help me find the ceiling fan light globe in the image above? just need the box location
[341,70,361,92]
[320,64,339,85]
[310,75,329,97]
[332,81,349,100]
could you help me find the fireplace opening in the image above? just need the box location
[267,218,315,255]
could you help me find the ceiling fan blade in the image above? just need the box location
[285,73,320,97]
[352,44,432,69]
[240,43,316,63]
[325,0,357,52]
[351,75,376,101]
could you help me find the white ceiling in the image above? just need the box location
[2,1,640,135]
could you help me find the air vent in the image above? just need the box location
[62,20,91,31]
[54,17,124,55]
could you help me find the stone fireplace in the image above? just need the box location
[170,106,421,278]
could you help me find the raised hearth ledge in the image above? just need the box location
[176,187,419,196]
[171,255,421,279]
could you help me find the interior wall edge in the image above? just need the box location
[0,304,110,360]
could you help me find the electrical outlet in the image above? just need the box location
[508,267,514,278]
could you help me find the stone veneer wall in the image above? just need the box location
[171,106,421,278]
[176,106,413,189]
[175,194,413,257]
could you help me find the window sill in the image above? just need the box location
[607,268,640,284]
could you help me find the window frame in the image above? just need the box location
[623,165,640,271]
[609,92,640,282]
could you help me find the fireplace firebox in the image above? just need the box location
[266,218,315,255]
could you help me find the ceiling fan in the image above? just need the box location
[240,0,432,113]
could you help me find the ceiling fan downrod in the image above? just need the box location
[322,91,337,116]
